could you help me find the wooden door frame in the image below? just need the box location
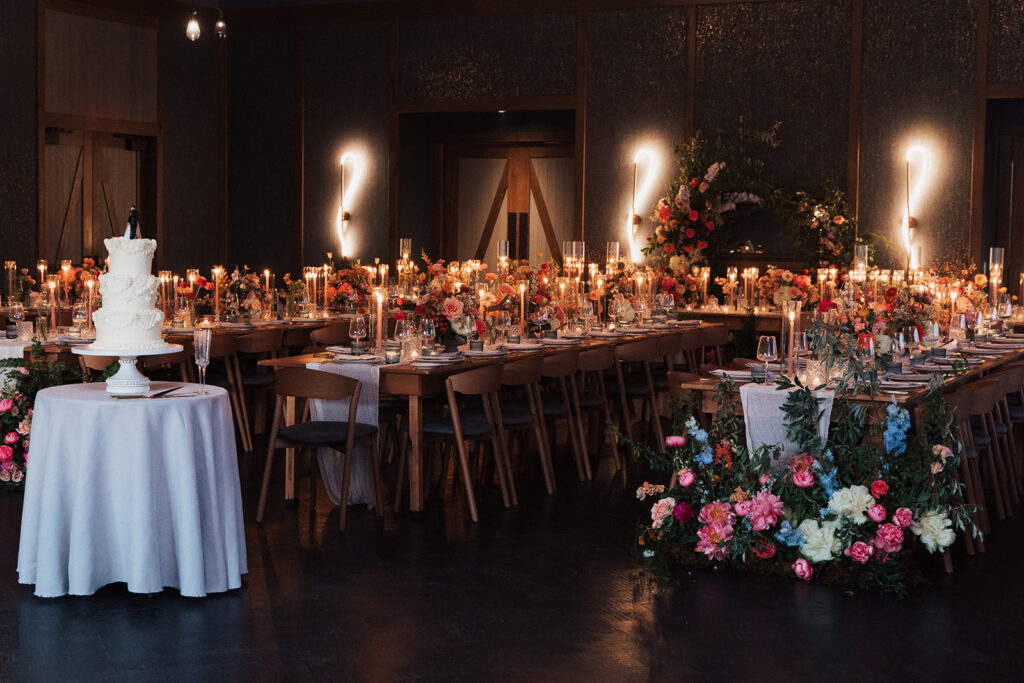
[440,137,573,262]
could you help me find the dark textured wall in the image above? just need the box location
[397,13,576,101]
[226,27,301,274]
[302,22,391,266]
[584,7,688,254]
[989,0,1024,83]
[0,0,38,268]
[859,0,978,269]
[695,0,851,190]
[159,21,221,272]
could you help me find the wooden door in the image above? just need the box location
[443,141,574,265]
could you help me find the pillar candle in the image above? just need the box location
[520,283,527,337]
[375,289,384,354]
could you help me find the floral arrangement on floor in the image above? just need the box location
[413,255,485,348]
[223,266,268,321]
[632,374,977,594]
[756,267,820,308]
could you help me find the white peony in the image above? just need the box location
[797,519,840,562]
[911,510,956,552]
[828,485,876,524]
[875,334,892,355]
[772,288,789,306]
[780,270,794,283]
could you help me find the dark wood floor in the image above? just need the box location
[2,435,1023,682]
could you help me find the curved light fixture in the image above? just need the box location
[336,151,365,258]
[628,148,658,263]
[902,145,930,253]
[186,10,200,42]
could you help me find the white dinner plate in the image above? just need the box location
[332,354,382,364]
[502,342,545,351]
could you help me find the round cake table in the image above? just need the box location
[17,382,247,598]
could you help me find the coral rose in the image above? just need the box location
[688,210,699,222]
[870,480,888,498]
[792,558,813,581]
[440,297,464,321]
[753,540,776,559]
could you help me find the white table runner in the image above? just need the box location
[305,361,380,506]
[739,382,834,468]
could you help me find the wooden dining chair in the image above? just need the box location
[498,355,555,495]
[310,321,351,348]
[236,329,285,435]
[968,378,1013,522]
[539,348,591,482]
[256,367,380,531]
[79,354,119,380]
[614,337,666,453]
[141,343,192,383]
[699,324,729,366]
[393,364,513,522]
[576,345,623,471]
[946,387,987,550]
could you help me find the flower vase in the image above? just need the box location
[285,295,297,320]
[781,300,802,378]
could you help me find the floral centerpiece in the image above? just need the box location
[756,267,820,308]
[632,376,975,594]
[175,275,214,323]
[223,266,267,321]
[413,255,484,349]
[277,274,307,319]
[326,262,372,313]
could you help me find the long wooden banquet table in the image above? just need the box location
[258,322,725,512]
[676,308,814,334]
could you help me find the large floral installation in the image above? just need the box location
[632,324,977,594]
[784,184,860,268]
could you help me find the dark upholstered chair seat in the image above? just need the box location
[278,420,377,445]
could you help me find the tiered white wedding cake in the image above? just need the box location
[91,236,170,351]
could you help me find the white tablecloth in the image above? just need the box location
[17,382,247,598]
[306,361,379,506]
[739,382,834,468]
[0,339,30,360]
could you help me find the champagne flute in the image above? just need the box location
[756,335,777,381]
[193,327,212,394]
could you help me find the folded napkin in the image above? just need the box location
[740,383,834,470]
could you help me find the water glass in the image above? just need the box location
[193,327,212,394]
[418,317,436,347]
[350,315,367,346]
[756,335,777,381]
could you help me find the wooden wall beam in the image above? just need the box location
[968,0,990,264]
[846,0,863,219]
[574,11,587,240]
[988,83,1024,99]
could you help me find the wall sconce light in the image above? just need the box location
[627,148,657,263]
[186,9,200,42]
[336,151,365,259]
[902,145,930,275]
[215,10,227,38]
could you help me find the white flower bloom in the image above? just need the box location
[911,510,956,552]
[797,519,840,562]
[704,161,724,183]
[876,334,892,355]
[780,270,794,283]
[828,485,875,525]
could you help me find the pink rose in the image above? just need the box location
[893,507,913,529]
[867,504,886,523]
[650,497,677,529]
[793,470,814,488]
[734,500,753,517]
[665,435,687,448]
[758,473,772,486]
[753,540,776,559]
[440,297,464,321]
[844,541,874,564]
[678,470,696,487]
[931,462,943,474]
[0,445,12,462]
[12,468,23,483]
[0,398,12,413]
[873,523,904,554]
[4,432,17,445]
[792,558,813,581]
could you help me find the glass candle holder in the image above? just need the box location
[990,247,1005,306]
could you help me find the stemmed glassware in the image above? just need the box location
[418,317,436,348]
[349,315,368,351]
[193,327,212,394]
[756,335,777,381]
[71,302,87,332]
[494,310,512,342]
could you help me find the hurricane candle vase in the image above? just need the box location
[781,300,803,378]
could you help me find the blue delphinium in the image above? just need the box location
[775,520,805,548]
[883,397,911,456]
[686,416,709,444]
[695,445,714,467]
[819,507,836,519]
[817,468,840,498]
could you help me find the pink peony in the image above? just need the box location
[792,558,814,581]
[0,398,12,413]
[696,522,733,560]
[677,470,696,487]
[844,541,874,564]
[665,435,687,448]
[867,504,886,523]
[873,523,904,553]
[698,501,736,526]
[870,479,888,498]
[650,497,677,529]
[0,445,12,462]
[672,502,694,523]
[11,468,22,483]
[4,432,17,445]
[748,490,785,531]
[793,470,815,488]
[440,297,464,321]
[734,500,753,517]
[893,507,913,529]
[758,473,773,486]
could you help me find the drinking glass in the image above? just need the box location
[756,335,777,380]
[419,317,436,346]
[349,315,368,347]
[193,327,212,394]
[902,325,920,356]
[494,310,512,342]
[8,302,24,325]
[71,302,87,331]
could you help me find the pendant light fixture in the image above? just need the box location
[215,10,227,38]
[185,9,200,42]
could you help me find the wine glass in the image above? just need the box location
[193,327,212,394]
[9,302,24,325]
[349,315,367,349]
[71,302,87,331]
[418,317,436,347]
[756,335,777,381]
[902,325,920,356]
[856,333,875,389]
[494,310,512,342]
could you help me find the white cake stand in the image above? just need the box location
[73,344,184,396]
